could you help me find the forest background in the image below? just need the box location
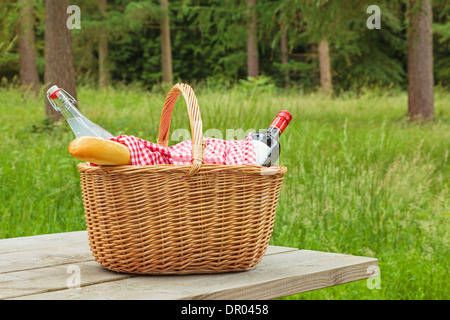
[1,0,448,96]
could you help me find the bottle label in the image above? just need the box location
[252,139,271,166]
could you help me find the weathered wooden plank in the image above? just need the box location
[0,232,378,300]
[0,231,93,274]
[0,243,94,274]
[0,231,89,254]
[9,250,377,300]
[0,260,131,300]
[195,250,378,300]
[264,245,298,255]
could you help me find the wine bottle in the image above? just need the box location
[251,110,292,167]
[46,85,114,140]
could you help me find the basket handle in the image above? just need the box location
[157,83,204,177]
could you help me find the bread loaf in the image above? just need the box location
[68,136,131,165]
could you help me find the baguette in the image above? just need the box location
[68,136,131,165]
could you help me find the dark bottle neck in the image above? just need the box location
[267,126,281,139]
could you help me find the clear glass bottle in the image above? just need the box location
[251,110,292,167]
[46,85,114,139]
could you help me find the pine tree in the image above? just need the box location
[160,0,173,84]
[98,0,109,88]
[18,0,40,95]
[407,0,434,121]
[301,0,369,94]
[318,36,332,95]
[44,0,77,121]
[280,25,289,86]
[246,0,259,78]
[433,0,450,86]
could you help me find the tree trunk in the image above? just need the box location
[246,0,259,78]
[318,36,332,95]
[407,0,434,121]
[98,0,109,88]
[44,0,77,122]
[280,25,290,86]
[18,0,39,95]
[160,0,173,84]
[311,43,319,87]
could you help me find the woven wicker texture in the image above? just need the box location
[78,83,287,274]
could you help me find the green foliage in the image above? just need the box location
[237,75,276,93]
[67,0,447,91]
[0,0,19,82]
[433,0,450,86]
[0,0,448,91]
[332,2,407,92]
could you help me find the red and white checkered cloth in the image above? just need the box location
[107,133,257,166]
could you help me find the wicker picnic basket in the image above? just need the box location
[77,83,287,274]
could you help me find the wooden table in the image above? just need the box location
[0,231,378,300]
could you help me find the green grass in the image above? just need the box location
[0,85,449,299]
